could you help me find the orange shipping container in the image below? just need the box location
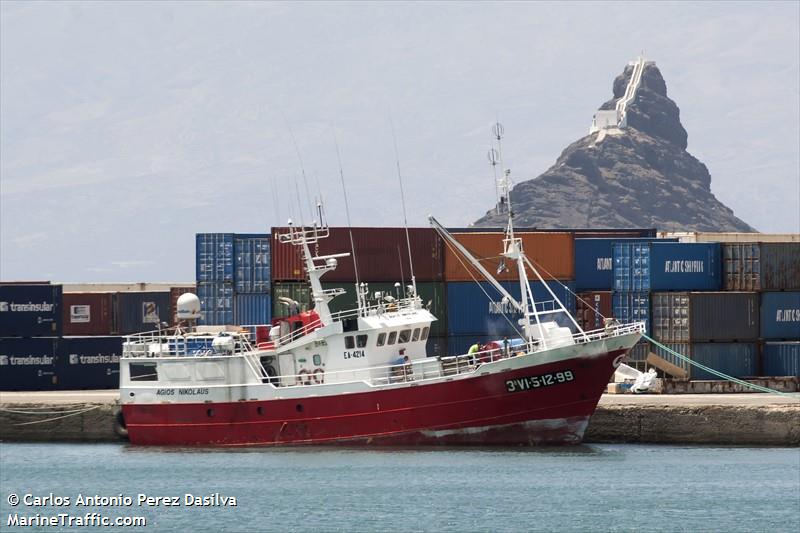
[444,232,574,281]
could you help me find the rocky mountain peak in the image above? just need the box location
[473,60,754,232]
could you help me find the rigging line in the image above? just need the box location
[333,131,361,303]
[438,232,524,339]
[269,175,281,227]
[281,113,314,224]
[388,112,416,291]
[521,253,610,322]
[642,334,799,399]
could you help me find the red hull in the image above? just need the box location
[123,349,625,446]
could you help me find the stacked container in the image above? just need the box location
[0,283,63,390]
[443,231,575,355]
[722,242,800,377]
[1,281,195,391]
[196,233,272,325]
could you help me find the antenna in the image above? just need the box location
[389,113,417,298]
[333,131,364,314]
[488,147,500,213]
[282,113,315,225]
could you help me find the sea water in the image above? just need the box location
[1,443,798,532]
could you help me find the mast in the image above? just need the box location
[279,205,347,326]
[492,123,546,350]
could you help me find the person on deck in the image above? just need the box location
[467,342,481,366]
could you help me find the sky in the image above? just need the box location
[1,1,798,282]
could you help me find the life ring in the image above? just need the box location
[113,409,129,440]
[312,368,325,384]
[297,369,312,386]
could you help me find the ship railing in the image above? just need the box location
[571,321,645,346]
[121,328,257,358]
[329,296,423,321]
[275,347,514,388]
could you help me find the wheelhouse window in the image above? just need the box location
[421,327,430,340]
[387,331,397,345]
[129,362,158,382]
[398,329,411,344]
[356,334,368,348]
[411,328,421,342]
[377,333,387,346]
[345,336,355,349]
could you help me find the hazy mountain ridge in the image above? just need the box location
[474,64,756,232]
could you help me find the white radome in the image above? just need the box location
[176,293,201,320]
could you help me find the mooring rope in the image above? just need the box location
[0,404,103,425]
[641,334,798,399]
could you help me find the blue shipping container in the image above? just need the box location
[234,235,271,293]
[117,292,171,334]
[612,291,651,334]
[760,291,800,340]
[446,281,576,336]
[574,238,677,291]
[762,342,800,377]
[198,283,234,325]
[0,284,63,337]
[59,336,122,390]
[651,342,757,380]
[234,293,272,325]
[613,242,722,291]
[0,337,60,391]
[196,233,235,283]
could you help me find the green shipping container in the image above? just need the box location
[271,282,314,319]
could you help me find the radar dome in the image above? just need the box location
[176,293,201,320]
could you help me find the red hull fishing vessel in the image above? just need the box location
[118,125,644,446]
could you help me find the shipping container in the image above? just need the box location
[762,342,800,377]
[575,291,612,332]
[446,281,576,336]
[270,227,444,283]
[659,231,800,243]
[651,342,758,380]
[723,243,800,291]
[426,335,448,357]
[271,282,314,319]
[60,283,192,293]
[613,242,722,291]
[62,292,115,336]
[0,337,60,391]
[169,285,196,325]
[574,238,677,290]
[196,233,235,283]
[621,341,651,373]
[322,282,447,337]
[234,234,271,293]
[197,283,234,325]
[58,336,122,389]
[612,291,650,334]
[116,292,171,334]
[651,292,759,342]
[0,283,62,337]
[234,293,272,325]
[760,291,800,340]
[450,227,657,238]
[444,232,574,281]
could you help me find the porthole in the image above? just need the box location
[296,404,304,413]
[206,408,214,417]
[257,406,264,416]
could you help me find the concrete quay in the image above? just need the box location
[1,391,798,446]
